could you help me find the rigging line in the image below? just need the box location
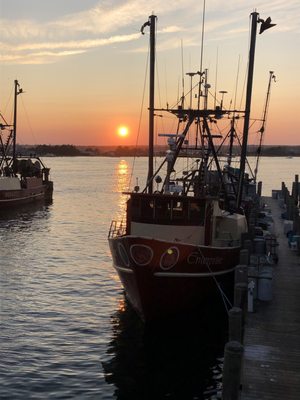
[181,39,185,109]
[196,0,206,114]
[19,96,37,145]
[164,62,168,108]
[155,45,165,135]
[2,85,14,123]
[0,111,10,126]
[254,71,276,180]
[198,0,206,86]
[214,47,219,109]
[233,55,241,111]
[239,15,251,111]
[128,42,150,191]
[196,244,232,314]
[234,131,255,179]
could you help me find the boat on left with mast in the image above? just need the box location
[0,80,53,209]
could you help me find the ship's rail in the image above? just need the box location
[108,220,126,239]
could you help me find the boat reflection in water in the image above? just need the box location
[102,297,227,399]
[0,200,52,221]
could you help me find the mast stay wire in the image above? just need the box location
[128,40,150,191]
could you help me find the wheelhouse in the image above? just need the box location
[127,193,207,227]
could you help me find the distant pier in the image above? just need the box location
[222,176,300,400]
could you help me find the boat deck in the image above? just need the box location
[241,197,300,399]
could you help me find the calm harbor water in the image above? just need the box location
[0,156,299,399]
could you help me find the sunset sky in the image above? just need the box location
[0,0,299,146]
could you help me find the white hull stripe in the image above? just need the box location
[154,266,236,278]
[0,192,44,203]
[114,264,235,277]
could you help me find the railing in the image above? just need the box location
[108,220,126,238]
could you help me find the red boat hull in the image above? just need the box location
[109,236,240,321]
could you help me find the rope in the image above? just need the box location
[196,244,233,314]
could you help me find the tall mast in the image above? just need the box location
[12,80,23,161]
[236,12,276,208]
[236,12,258,208]
[141,15,157,194]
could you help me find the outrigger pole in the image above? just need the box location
[141,15,157,194]
[254,70,276,182]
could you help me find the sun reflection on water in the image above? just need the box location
[114,160,131,222]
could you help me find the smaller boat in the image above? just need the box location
[0,80,53,209]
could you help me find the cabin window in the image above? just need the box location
[154,198,171,222]
[172,200,186,221]
[141,198,154,220]
[131,195,204,226]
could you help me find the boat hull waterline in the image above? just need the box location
[0,184,53,208]
[109,235,239,321]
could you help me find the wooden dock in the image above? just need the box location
[241,197,300,399]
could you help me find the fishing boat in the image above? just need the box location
[108,12,275,321]
[0,80,53,209]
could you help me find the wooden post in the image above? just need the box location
[243,239,253,257]
[293,206,299,234]
[257,181,262,197]
[222,341,244,400]
[281,181,285,198]
[229,307,243,343]
[292,174,298,205]
[234,282,248,313]
[253,238,266,255]
[235,265,248,285]
[239,249,249,265]
[287,196,294,220]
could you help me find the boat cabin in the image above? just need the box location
[125,192,247,247]
[127,192,206,226]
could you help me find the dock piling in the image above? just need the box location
[222,341,244,400]
[228,307,243,343]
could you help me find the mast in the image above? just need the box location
[236,12,276,208]
[12,80,23,161]
[236,12,258,208]
[141,15,157,194]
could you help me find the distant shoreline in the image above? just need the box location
[15,144,300,158]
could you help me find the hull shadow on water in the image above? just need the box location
[0,201,52,222]
[102,296,228,400]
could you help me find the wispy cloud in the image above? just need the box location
[0,33,141,64]
[0,0,299,65]
[0,1,168,64]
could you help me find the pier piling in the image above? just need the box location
[228,307,243,343]
[222,341,244,400]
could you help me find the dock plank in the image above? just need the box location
[241,197,300,400]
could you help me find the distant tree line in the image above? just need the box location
[29,144,83,156]
[15,144,300,157]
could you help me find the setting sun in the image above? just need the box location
[117,126,129,138]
